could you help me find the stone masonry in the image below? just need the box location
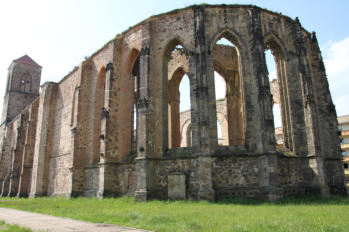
[0,5,346,201]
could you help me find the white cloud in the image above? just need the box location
[323,37,349,116]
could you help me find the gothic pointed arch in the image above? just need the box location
[163,39,192,149]
[210,30,245,146]
[263,33,293,150]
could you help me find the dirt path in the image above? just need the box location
[0,208,151,232]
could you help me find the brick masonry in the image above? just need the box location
[0,5,346,201]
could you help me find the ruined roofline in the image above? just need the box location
[90,4,312,61]
[121,4,312,37]
[58,4,313,88]
[58,40,114,84]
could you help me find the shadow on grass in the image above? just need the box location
[217,194,349,206]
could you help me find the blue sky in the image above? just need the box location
[0,0,348,125]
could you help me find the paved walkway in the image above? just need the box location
[0,208,151,232]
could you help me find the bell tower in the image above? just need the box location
[1,55,42,124]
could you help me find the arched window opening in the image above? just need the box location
[168,69,191,149]
[266,49,283,147]
[179,74,191,148]
[93,67,106,165]
[265,38,290,150]
[20,75,31,93]
[179,74,191,112]
[213,35,244,146]
[165,40,191,149]
[131,55,140,155]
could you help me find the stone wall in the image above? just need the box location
[0,4,345,200]
[152,158,199,199]
[212,155,259,199]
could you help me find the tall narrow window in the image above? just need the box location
[165,41,191,149]
[265,49,283,146]
[265,37,290,149]
[213,35,244,146]
[20,75,31,93]
[179,74,191,147]
[131,54,140,155]
[132,103,137,154]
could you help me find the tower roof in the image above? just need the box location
[13,55,42,68]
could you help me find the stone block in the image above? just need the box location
[168,173,186,200]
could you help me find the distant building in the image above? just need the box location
[338,115,349,175]
[275,127,284,146]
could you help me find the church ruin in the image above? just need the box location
[0,5,346,201]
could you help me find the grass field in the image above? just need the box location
[0,196,349,232]
[0,221,32,232]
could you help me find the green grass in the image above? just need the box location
[0,221,32,232]
[0,196,349,232]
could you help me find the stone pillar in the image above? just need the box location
[29,82,57,198]
[168,91,180,148]
[0,124,13,196]
[135,40,151,201]
[258,155,283,201]
[226,71,244,146]
[97,62,117,198]
[18,104,38,197]
[8,117,24,197]
[306,31,346,195]
[293,18,321,157]
[17,121,30,197]
[70,82,82,197]
[275,18,309,156]
[191,6,214,201]
[290,20,331,196]
[249,7,275,152]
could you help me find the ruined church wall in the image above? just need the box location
[0,123,6,161]
[75,43,114,195]
[0,123,13,195]
[304,35,341,159]
[260,11,309,155]
[5,115,24,195]
[147,8,195,157]
[212,155,259,199]
[204,6,265,152]
[47,69,80,196]
[303,34,345,193]
[0,95,40,196]
[115,163,137,196]
[278,157,318,196]
[137,154,323,200]
[0,5,345,200]
[151,158,200,199]
[19,99,40,196]
[113,29,142,162]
